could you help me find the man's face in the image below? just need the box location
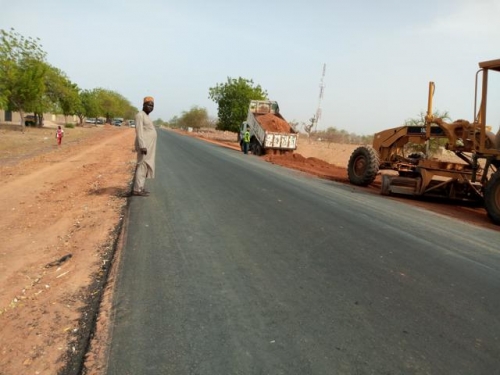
[144,101,154,114]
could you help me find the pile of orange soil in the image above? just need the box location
[255,113,292,132]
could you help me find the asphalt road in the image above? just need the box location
[106,130,500,375]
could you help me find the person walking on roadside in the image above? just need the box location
[56,126,64,146]
[243,127,251,154]
[132,96,157,196]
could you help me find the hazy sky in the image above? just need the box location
[1,0,499,134]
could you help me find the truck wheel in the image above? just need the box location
[485,170,500,225]
[253,142,263,156]
[254,144,262,156]
[347,146,379,186]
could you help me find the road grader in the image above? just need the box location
[347,59,500,225]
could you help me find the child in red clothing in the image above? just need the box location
[56,126,64,146]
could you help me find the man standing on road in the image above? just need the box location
[132,96,157,196]
[243,127,251,154]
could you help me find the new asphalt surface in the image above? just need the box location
[106,129,500,374]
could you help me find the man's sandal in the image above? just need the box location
[132,190,150,196]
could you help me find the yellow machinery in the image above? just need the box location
[347,59,500,224]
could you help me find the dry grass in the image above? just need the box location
[0,126,105,164]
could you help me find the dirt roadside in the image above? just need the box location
[0,125,136,375]
[0,126,497,375]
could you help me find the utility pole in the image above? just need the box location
[314,63,326,132]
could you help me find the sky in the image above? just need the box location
[1,0,499,135]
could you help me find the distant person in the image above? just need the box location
[243,127,251,154]
[56,126,64,146]
[132,96,157,196]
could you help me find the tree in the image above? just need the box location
[404,110,452,156]
[178,106,209,130]
[153,118,166,127]
[59,81,81,123]
[27,64,80,126]
[304,116,315,140]
[76,89,100,125]
[0,29,140,129]
[168,115,180,128]
[96,89,121,122]
[0,28,47,130]
[44,65,81,124]
[94,88,136,123]
[208,77,267,132]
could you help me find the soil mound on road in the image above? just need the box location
[264,152,352,183]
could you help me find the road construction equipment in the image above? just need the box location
[239,100,298,155]
[347,59,500,224]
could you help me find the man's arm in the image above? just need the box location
[135,112,147,155]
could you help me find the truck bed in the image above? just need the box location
[254,113,293,133]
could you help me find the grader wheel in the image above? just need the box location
[347,146,380,186]
[485,170,500,225]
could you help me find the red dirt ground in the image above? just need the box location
[0,125,135,375]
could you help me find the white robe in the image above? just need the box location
[134,111,157,180]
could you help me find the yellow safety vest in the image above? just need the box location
[244,131,250,143]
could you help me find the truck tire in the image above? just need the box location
[251,140,263,156]
[254,143,263,156]
[347,146,379,186]
[485,170,500,225]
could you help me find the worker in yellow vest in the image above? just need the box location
[243,128,251,154]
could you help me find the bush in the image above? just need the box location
[64,123,75,129]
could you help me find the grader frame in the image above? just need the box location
[347,59,500,224]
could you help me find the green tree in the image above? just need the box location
[77,89,101,124]
[0,28,47,130]
[123,106,137,122]
[44,65,80,124]
[168,115,180,128]
[59,81,81,123]
[404,110,452,155]
[95,88,136,123]
[153,118,163,127]
[178,106,209,130]
[96,88,120,122]
[208,77,267,132]
[28,64,80,126]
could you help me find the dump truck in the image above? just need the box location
[347,58,500,225]
[239,100,298,155]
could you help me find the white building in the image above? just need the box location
[0,109,78,127]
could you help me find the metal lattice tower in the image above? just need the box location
[314,63,326,132]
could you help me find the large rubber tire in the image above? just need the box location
[485,170,500,225]
[347,146,379,186]
[252,141,263,156]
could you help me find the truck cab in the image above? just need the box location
[249,100,280,115]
